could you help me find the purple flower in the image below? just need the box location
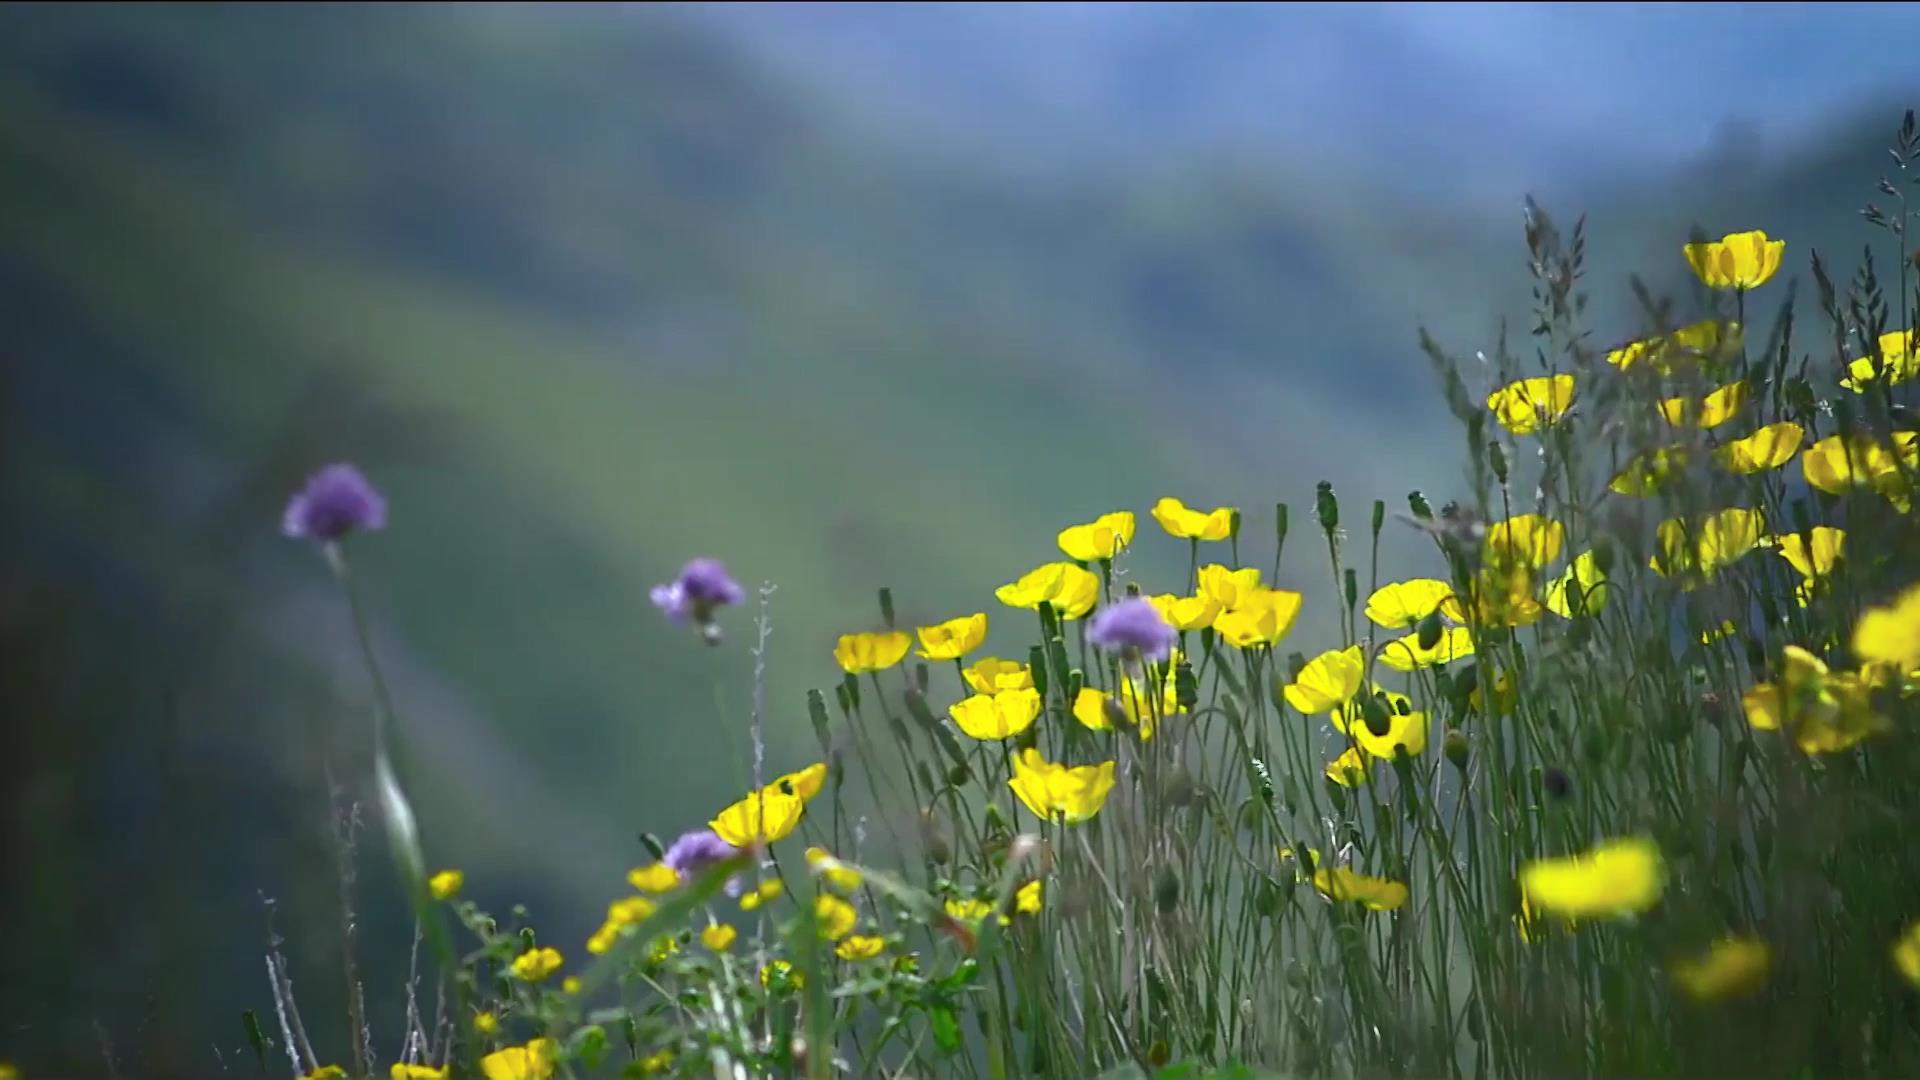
[663,829,739,877]
[651,558,745,627]
[283,464,387,542]
[1089,597,1177,664]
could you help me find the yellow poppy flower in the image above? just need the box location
[1312,865,1409,911]
[1196,564,1263,609]
[1484,514,1564,571]
[627,864,679,894]
[1544,549,1609,618]
[509,946,563,983]
[949,688,1042,740]
[701,923,737,951]
[1803,432,1918,509]
[814,894,857,940]
[1715,421,1803,474]
[1658,380,1748,428]
[995,561,1099,619]
[1841,328,1920,391]
[739,879,784,912]
[1775,527,1843,606]
[392,1064,449,1080]
[1486,374,1575,435]
[1057,511,1136,561]
[1893,921,1920,985]
[833,630,911,674]
[915,613,988,660]
[306,1069,346,1080]
[427,869,464,901]
[1377,626,1475,671]
[1855,583,1920,671]
[1606,319,1741,373]
[1284,646,1366,712]
[771,762,828,801]
[1147,592,1222,631]
[1743,646,1890,754]
[1363,579,1454,629]
[1670,936,1771,1003]
[806,846,863,891]
[760,960,802,990]
[962,657,1033,693]
[710,789,805,847]
[1440,567,1544,628]
[1610,447,1690,495]
[1325,746,1370,787]
[1684,229,1785,289]
[1519,836,1664,919]
[836,934,886,960]
[1016,879,1044,915]
[1151,497,1235,541]
[1213,588,1304,648]
[1332,686,1428,759]
[480,1040,557,1080]
[1650,508,1765,583]
[1007,748,1116,824]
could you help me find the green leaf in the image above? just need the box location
[929,1005,962,1055]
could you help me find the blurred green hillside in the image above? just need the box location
[0,4,1909,1069]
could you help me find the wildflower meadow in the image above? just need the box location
[132,110,1920,1080]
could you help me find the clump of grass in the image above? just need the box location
[218,109,1920,1080]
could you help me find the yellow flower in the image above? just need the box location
[627,863,679,894]
[561,977,581,995]
[1856,583,1920,671]
[701,923,737,952]
[949,688,1043,740]
[1484,514,1564,571]
[1284,646,1365,712]
[1057,511,1136,560]
[1440,566,1544,628]
[739,879,784,912]
[1841,329,1918,391]
[1610,447,1690,495]
[837,934,886,960]
[1376,626,1475,671]
[1151,497,1235,540]
[815,894,857,940]
[1606,319,1741,373]
[1212,588,1304,648]
[916,613,988,660]
[1312,865,1409,911]
[962,657,1033,693]
[510,946,563,983]
[771,762,828,801]
[1803,432,1919,509]
[473,1011,499,1035]
[1893,921,1920,985]
[806,846,863,891]
[306,1069,347,1080]
[1470,667,1516,716]
[1196,564,1263,609]
[1650,508,1765,583]
[1332,686,1428,759]
[1007,748,1116,824]
[710,789,805,847]
[760,960,803,990]
[834,630,911,674]
[1519,836,1664,920]
[639,1050,673,1075]
[1486,374,1575,435]
[1544,549,1609,618]
[647,934,679,964]
[480,1039,557,1080]
[1015,879,1044,915]
[944,897,999,925]
[392,1064,449,1080]
[1684,229,1785,289]
[1324,746,1370,787]
[1363,579,1453,629]
[1670,936,1770,1003]
[427,869,464,902]
[1715,421,1803,474]
[1775,527,1843,606]
[1147,592,1223,631]
[1658,379,1748,428]
[1742,646,1889,754]
[995,561,1099,619]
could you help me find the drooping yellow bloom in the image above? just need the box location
[1213,587,1304,648]
[1196,564,1263,609]
[1670,936,1771,1003]
[1715,421,1803,474]
[1363,579,1454,628]
[772,762,829,801]
[1893,921,1920,985]
[1484,514,1564,571]
[480,1039,557,1080]
[739,879,784,912]
[1313,865,1409,911]
[1377,626,1475,671]
[806,846,863,891]
[915,613,988,660]
[834,630,911,674]
[1775,527,1843,606]
[1486,374,1575,435]
[510,946,563,983]
[1332,686,1428,759]
[1007,748,1116,824]
[710,789,805,847]
[815,894,857,940]
[1519,836,1664,920]
[962,657,1033,693]
[1803,432,1919,509]
[1684,229,1785,289]
[427,869,464,901]
[1658,380,1748,428]
[949,688,1043,740]
[627,863,679,893]
[1610,447,1690,495]
[760,960,802,990]
[1840,329,1918,391]
[701,923,737,951]
[1606,319,1741,373]
[1743,645,1890,754]
[391,1064,449,1080]
[1325,746,1370,787]
[1152,497,1235,541]
[1544,549,1609,618]
[1284,646,1366,712]
[836,934,886,960]
[1855,583,1920,671]
[1440,566,1544,628]
[995,562,1100,619]
[1016,879,1044,915]
[1650,508,1766,583]
[1147,592,1223,630]
[1057,511,1136,560]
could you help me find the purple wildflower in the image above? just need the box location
[282,463,387,542]
[1089,597,1177,664]
[663,828,738,877]
[651,558,745,638]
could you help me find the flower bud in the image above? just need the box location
[1154,866,1181,914]
[1443,729,1470,771]
[1315,480,1339,532]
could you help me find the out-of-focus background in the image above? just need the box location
[1,2,1914,1069]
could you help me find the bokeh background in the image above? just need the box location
[2,2,1915,1071]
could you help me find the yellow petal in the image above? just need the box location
[1196,564,1263,609]
[1544,550,1609,618]
[1147,592,1222,631]
[1519,836,1664,919]
[1057,511,1136,560]
[1283,646,1366,713]
[1841,329,1919,391]
[1659,379,1748,428]
[1007,748,1114,824]
[1670,936,1770,1003]
[962,657,1033,693]
[915,613,988,660]
[833,630,911,674]
[1151,497,1235,541]
[1894,922,1920,986]
[1685,230,1784,290]
[701,923,738,951]
[1325,746,1369,787]
[1854,583,1920,672]
[949,688,1043,740]
[1363,579,1454,629]
[1606,320,1740,373]
[1484,514,1564,571]
[710,789,805,847]
[1311,866,1408,911]
[1714,421,1803,474]
[1486,374,1575,435]
[1212,588,1303,648]
[836,934,885,961]
[1376,626,1475,671]
[627,863,680,894]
